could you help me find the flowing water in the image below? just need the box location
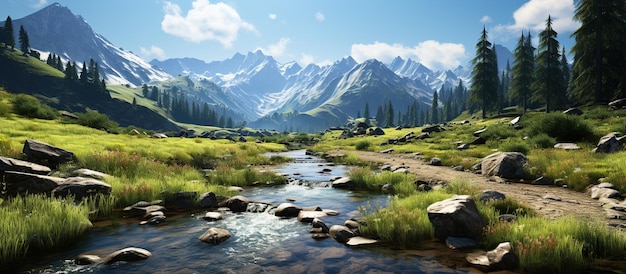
[23,150,470,274]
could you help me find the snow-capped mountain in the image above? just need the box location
[10,3,171,86]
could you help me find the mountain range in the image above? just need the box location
[3,2,514,132]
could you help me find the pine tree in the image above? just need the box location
[141,84,149,98]
[499,61,511,108]
[531,16,565,112]
[570,0,626,103]
[80,61,88,83]
[363,101,370,125]
[375,105,384,126]
[509,32,535,113]
[431,90,439,124]
[384,100,394,127]
[470,27,499,118]
[18,25,29,55]
[2,16,15,49]
[560,46,571,103]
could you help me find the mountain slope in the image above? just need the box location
[0,48,179,131]
[7,2,172,86]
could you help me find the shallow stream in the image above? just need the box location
[24,150,470,273]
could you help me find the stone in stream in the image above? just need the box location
[297,210,327,223]
[312,218,329,233]
[74,254,102,265]
[102,247,152,264]
[140,215,166,225]
[329,225,357,244]
[203,212,224,221]
[198,227,231,245]
[332,177,354,189]
[198,192,218,208]
[274,203,302,218]
[218,195,250,212]
[466,242,518,271]
[346,237,377,246]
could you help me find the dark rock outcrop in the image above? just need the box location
[22,139,76,167]
[0,156,51,175]
[427,195,484,240]
[52,177,112,200]
[3,171,66,197]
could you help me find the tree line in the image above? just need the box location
[141,84,236,128]
[470,0,626,118]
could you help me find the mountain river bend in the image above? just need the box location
[23,150,475,274]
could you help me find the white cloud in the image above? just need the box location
[161,0,256,48]
[257,38,290,58]
[269,13,277,20]
[480,16,492,24]
[315,12,325,22]
[492,0,579,42]
[30,0,47,9]
[350,41,466,71]
[299,54,333,67]
[140,45,166,60]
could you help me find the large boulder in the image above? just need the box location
[297,210,327,223]
[198,227,231,245]
[594,133,623,153]
[0,156,51,175]
[103,247,152,264]
[427,195,484,240]
[218,195,250,212]
[422,124,445,133]
[2,171,65,197]
[198,192,219,208]
[332,177,354,189]
[368,127,385,136]
[481,152,527,179]
[22,139,76,167]
[274,203,302,217]
[52,177,112,200]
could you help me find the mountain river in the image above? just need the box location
[23,150,471,273]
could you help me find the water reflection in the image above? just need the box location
[28,150,469,274]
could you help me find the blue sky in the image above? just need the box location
[3,0,579,71]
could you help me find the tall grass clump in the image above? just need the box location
[205,166,287,187]
[75,109,119,132]
[482,216,626,273]
[348,168,416,196]
[529,133,556,148]
[359,191,452,246]
[523,112,596,143]
[498,139,530,155]
[9,94,57,120]
[480,123,518,141]
[0,195,92,266]
[355,140,371,150]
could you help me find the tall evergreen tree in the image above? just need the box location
[560,46,571,102]
[18,25,29,55]
[470,27,499,118]
[375,105,384,126]
[363,101,370,125]
[384,100,394,127]
[531,16,565,112]
[431,90,439,124]
[570,0,626,103]
[2,16,15,49]
[499,61,511,109]
[509,32,535,113]
[80,61,88,83]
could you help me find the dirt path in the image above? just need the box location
[327,149,624,230]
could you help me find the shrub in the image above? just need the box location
[9,94,57,120]
[0,100,10,117]
[499,139,530,155]
[529,133,556,149]
[523,112,596,143]
[480,123,518,141]
[76,109,118,131]
[355,140,371,150]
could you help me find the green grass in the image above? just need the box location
[0,195,93,265]
[348,167,417,197]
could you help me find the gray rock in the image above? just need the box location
[52,177,112,200]
[332,177,354,189]
[379,148,394,154]
[140,215,166,225]
[422,124,446,133]
[199,227,231,245]
[3,171,65,197]
[595,133,623,153]
[218,195,250,212]
[198,192,218,208]
[203,212,223,221]
[312,218,330,233]
[71,168,111,180]
[457,143,470,150]
[590,185,621,199]
[381,183,395,191]
[532,176,553,185]
[481,152,527,179]
[554,143,581,150]
[466,242,518,271]
[428,157,442,166]
[563,107,583,115]
[478,190,506,202]
[123,204,166,218]
[346,237,377,246]
[427,195,484,240]
[329,225,356,244]
[543,194,562,201]
[510,116,521,126]
[473,128,487,137]
[103,247,151,264]
[368,127,385,136]
[0,156,51,175]
[274,203,302,218]
[22,139,76,167]
[344,219,360,229]
[298,211,327,223]
[247,202,270,213]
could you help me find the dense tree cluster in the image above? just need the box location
[468,0,626,118]
[141,84,235,128]
[46,55,107,94]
